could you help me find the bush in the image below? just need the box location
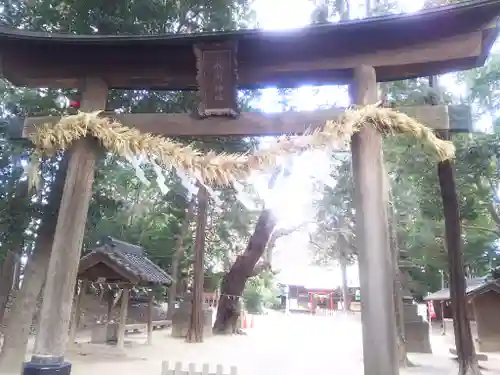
[243,288,263,314]
[243,271,279,314]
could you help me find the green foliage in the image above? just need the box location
[312,49,500,296]
[243,271,279,314]
[0,0,257,287]
[310,155,356,266]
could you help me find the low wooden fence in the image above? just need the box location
[161,361,237,375]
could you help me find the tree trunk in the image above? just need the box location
[12,258,21,291]
[388,197,412,367]
[0,179,30,327]
[339,0,350,20]
[213,209,277,333]
[167,198,195,320]
[339,257,350,311]
[365,0,372,16]
[437,133,481,375]
[186,187,208,343]
[393,266,410,367]
[384,165,411,367]
[213,169,282,334]
[0,152,70,373]
[0,251,16,325]
[263,238,273,265]
[382,157,411,368]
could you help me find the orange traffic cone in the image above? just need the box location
[242,312,248,329]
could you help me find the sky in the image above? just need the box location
[246,0,456,288]
[247,0,360,287]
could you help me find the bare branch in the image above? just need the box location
[308,234,324,250]
[269,222,310,243]
[263,221,311,266]
[462,224,500,237]
[249,261,272,277]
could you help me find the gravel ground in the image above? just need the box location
[13,312,500,375]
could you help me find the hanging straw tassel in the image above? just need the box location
[26,107,456,191]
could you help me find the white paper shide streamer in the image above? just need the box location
[232,178,260,211]
[175,167,199,198]
[124,152,150,187]
[151,160,170,194]
[122,148,303,211]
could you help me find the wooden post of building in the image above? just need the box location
[107,290,114,322]
[117,287,130,349]
[69,280,87,344]
[350,65,398,375]
[23,77,108,375]
[147,290,154,345]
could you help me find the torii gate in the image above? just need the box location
[2,1,500,375]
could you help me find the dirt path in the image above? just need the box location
[38,313,500,375]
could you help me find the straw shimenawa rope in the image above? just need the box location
[27,105,455,186]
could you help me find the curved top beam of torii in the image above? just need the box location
[0,0,499,89]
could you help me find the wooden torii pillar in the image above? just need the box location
[350,65,398,375]
[22,78,109,375]
[429,76,481,371]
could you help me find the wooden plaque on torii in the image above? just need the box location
[194,41,239,118]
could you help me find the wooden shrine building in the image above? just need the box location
[425,276,500,353]
[78,237,173,288]
[3,1,500,375]
[74,237,173,347]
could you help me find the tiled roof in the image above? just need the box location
[423,277,499,301]
[79,237,173,286]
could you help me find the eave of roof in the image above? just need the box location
[423,277,498,301]
[1,0,499,89]
[0,0,498,45]
[78,241,173,286]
